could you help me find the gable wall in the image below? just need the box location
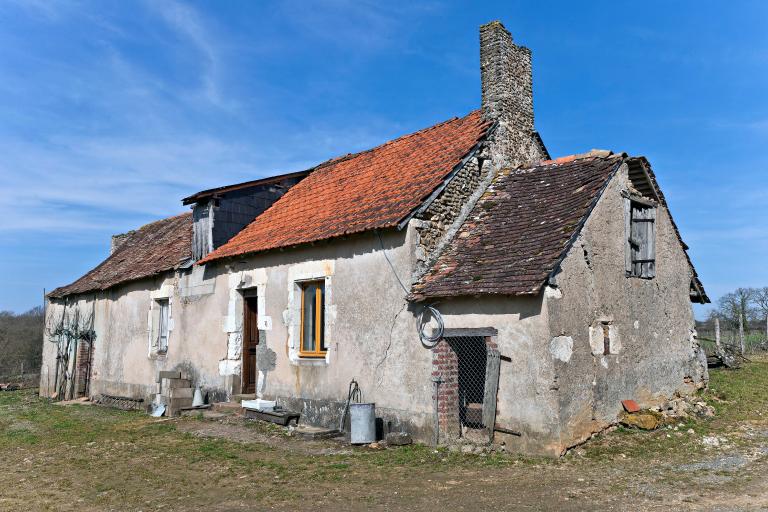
[544,163,707,451]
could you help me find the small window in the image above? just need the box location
[602,322,611,356]
[299,281,326,357]
[157,299,170,354]
[626,200,656,278]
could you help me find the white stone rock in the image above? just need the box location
[550,336,573,362]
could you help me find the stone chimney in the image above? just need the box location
[480,21,541,169]
[110,232,132,254]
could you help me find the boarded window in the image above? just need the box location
[625,199,656,278]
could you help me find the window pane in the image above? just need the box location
[302,284,316,352]
[158,300,169,352]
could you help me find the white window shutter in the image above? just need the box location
[150,307,161,351]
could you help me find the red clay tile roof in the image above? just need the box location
[200,111,492,263]
[411,154,624,299]
[48,213,192,299]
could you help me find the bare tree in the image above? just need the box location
[753,287,768,335]
[717,288,755,330]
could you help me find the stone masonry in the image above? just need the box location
[480,20,544,169]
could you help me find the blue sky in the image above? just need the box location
[1,1,766,318]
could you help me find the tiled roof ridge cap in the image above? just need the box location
[125,211,191,234]
[310,109,485,172]
[532,149,626,168]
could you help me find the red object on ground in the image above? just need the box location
[622,399,641,413]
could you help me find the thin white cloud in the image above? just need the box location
[144,0,226,108]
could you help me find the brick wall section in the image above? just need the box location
[432,341,460,437]
[74,340,92,397]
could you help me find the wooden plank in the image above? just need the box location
[624,198,632,275]
[440,327,499,338]
[482,348,501,443]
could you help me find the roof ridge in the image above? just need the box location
[311,110,485,172]
[127,212,191,234]
[534,149,622,167]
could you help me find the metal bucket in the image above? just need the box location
[350,402,376,444]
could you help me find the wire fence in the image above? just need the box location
[696,319,768,356]
[0,362,39,389]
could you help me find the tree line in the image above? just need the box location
[0,306,44,376]
[707,287,768,331]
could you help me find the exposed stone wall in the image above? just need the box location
[480,20,545,169]
[413,151,492,277]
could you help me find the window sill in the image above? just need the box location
[291,355,329,366]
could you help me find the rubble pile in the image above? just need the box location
[649,395,716,420]
[621,395,715,431]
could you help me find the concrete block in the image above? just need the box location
[168,387,194,399]
[161,378,191,390]
[166,397,194,417]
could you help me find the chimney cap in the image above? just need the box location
[480,20,512,37]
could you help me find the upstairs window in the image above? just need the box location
[299,281,326,357]
[625,199,656,279]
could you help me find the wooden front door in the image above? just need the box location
[242,296,259,394]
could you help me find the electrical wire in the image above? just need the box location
[375,230,444,348]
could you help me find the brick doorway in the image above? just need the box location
[433,330,500,442]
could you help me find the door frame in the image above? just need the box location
[242,290,259,394]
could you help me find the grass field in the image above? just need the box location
[2,360,768,511]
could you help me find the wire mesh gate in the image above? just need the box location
[432,335,500,443]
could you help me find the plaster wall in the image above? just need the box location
[216,227,436,439]
[545,164,707,452]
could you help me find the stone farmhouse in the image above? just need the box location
[41,21,709,456]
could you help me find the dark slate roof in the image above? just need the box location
[199,111,492,263]
[181,170,311,205]
[411,153,625,299]
[48,213,192,299]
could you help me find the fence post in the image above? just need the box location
[20,362,24,384]
[715,317,721,352]
[739,314,745,355]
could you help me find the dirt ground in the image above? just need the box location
[2,360,768,511]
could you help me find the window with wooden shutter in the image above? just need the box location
[626,199,656,278]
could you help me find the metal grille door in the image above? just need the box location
[433,335,500,443]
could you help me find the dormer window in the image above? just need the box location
[625,198,656,279]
